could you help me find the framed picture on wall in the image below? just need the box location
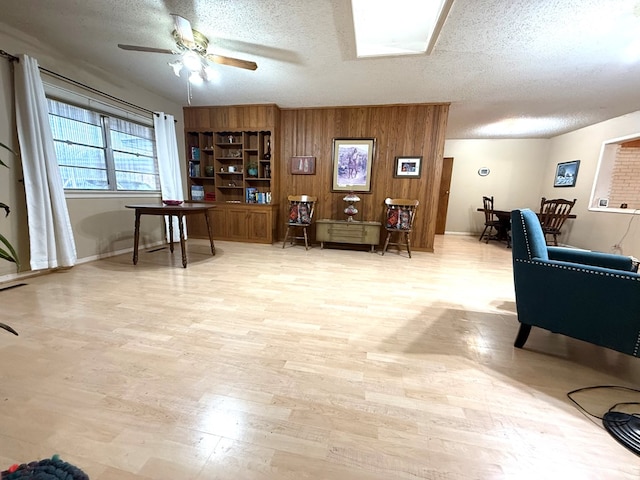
[393,156,422,178]
[331,138,375,192]
[554,160,580,187]
[290,156,316,175]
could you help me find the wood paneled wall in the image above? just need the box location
[279,104,449,252]
[184,104,280,131]
[182,103,449,252]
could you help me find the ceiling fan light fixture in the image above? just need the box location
[171,13,196,47]
[118,13,258,93]
[188,71,204,85]
[168,60,183,77]
[203,66,219,82]
[182,51,202,72]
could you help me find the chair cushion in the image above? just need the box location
[289,204,299,222]
[298,203,311,223]
[289,202,311,224]
[386,207,412,230]
[386,208,399,228]
[398,208,412,229]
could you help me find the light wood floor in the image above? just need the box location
[1,235,639,479]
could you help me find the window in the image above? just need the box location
[591,134,640,212]
[47,98,160,191]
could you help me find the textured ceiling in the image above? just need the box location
[1,0,640,138]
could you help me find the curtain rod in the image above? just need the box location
[0,50,19,62]
[2,49,175,120]
[39,67,154,116]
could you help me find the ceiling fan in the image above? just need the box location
[118,14,258,77]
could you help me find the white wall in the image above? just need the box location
[442,113,640,259]
[443,139,549,234]
[0,22,186,277]
[545,112,640,257]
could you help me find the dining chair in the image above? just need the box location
[382,198,419,258]
[479,196,502,243]
[538,197,576,246]
[282,195,317,250]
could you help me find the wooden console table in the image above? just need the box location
[316,219,381,252]
[126,203,216,268]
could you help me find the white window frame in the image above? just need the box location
[589,132,640,215]
[44,83,160,198]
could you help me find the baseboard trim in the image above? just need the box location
[442,231,477,236]
[0,240,165,286]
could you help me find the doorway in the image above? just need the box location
[435,157,453,234]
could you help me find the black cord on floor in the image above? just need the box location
[567,385,640,426]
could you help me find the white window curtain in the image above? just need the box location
[154,112,186,242]
[14,54,77,270]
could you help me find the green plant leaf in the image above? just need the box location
[0,141,19,267]
[0,323,18,335]
[0,141,18,156]
[0,141,17,169]
[0,232,19,267]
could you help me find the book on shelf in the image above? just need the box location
[191,185,205,201]
[189,161,200,177]
[190,146,200,161]
[244,191,272,204]
[246,187,258,203]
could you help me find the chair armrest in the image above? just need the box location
[547,247,637,272]
[513,257,640,355]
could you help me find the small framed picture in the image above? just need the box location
[290,156,316,175]
[393,156,422,178]
[554,160,580,187]
[598,198,609,208]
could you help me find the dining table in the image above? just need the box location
[126,202,216,268]
[476,207,577,246]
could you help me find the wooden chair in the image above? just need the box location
[382,198,419,258]
[538,197,576,246]
[282,195,317,250]
[479,195,502,243]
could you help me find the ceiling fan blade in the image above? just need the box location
[118,44,175,54]
[206,54,258,71]
[171,13,195,48]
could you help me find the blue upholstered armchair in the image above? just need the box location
[510,208,640,356]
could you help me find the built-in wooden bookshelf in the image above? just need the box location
[183,105,280,244]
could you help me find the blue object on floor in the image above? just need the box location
[1,455,89,479]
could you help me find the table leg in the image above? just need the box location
[132,210,141,265]
[204,210,216,256]
[168,214,175,253]
[178,214,187,268]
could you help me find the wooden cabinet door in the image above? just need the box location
[209,207,227,239]
[247,209,272,243]
[192,204,276,243]
[186,214,209,238]
[227,207,249,240]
